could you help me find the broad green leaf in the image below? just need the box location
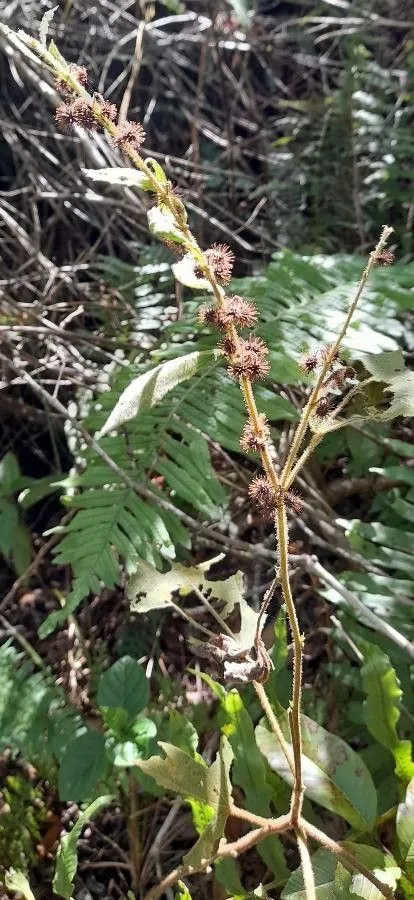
[0,452,20,492]
[256,713,377,830]
[4,870,36,900]
[129,556,241,618]
[58,730,109,801]
[53,795,112,899]
[397,779,414,878]
[97,656,149,718]
[361,645,402,752]
[183,738,233,868]
[159,709,199,757]
[220,690,288,881]
[137,742,210,801]
[362,350,414,419]
[282,844,399,900]
[214,858,244,896]
[98,350,218,437]
[82,167,153,190]
[137,739,233,867]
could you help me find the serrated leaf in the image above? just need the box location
[53,796,112,899]
[128,557,241,615]
[82,167,153,190]
[58,730,109,801]
[137,739,233,866]
[98,350,217,437]
[397,779,414,878]
[97,656,149,718]
[256,713,377,830]
[4,870,36,900]
[361,645,402,752]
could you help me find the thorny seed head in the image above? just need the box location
[314,395,334,418]
[375,249,395,266]
[198,305,226,328]
[201,243,235,285]
[240,414,270,453]
[248,475,276,519]
[55,98,96,131]
[277,488,303,516]
[219,335,237,356]
[322,366,355,390]
[299,350,319,374]
[228,335,270,381]
[113,120,146,150]
[222,295,258,328]
[93,94,118,122]
[55,64,88,93]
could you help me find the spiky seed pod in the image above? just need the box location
[55,99,96,131]
[202,243,235,285]
[299,351,319,375]
[219,336,237,357]
[284,490,303,514]
[240,414,270,453]
[228,336,270,381]
[93,94,118,122]
[322,365,355,391]
[248,475,276,519]
[198,305,227,329]
[375,249,394,266]
[222,296,257,328]
[55,64,88,93]
[114,121,145,150]
[314,395,334,418]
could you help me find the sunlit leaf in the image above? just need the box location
[53,796,112,899]
[82,167,153,190]
[98,351,218,437]
[256,714,377,829]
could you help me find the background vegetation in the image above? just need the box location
[0,1,413,898]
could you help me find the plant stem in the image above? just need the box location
[253,680,295,777]
[296,828,316,900]
[301,818,395,900]
[280,226,393,487]
[277,502,304,823]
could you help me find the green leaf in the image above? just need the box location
[53,795,112,899]
[58,730,109,801]
[137,738,233,867]
[4,870,36,900]
[82,167,153,190]
[361,350,414,419]
[159,710,199,757]
[97,657,149,718]
[98,350,218,437]
[220,690,288,881]
[361,645,402,752]
[0,452,20,492]
[256,713,377,830]
[397,779,414,878]
[282,845,399,900]
[214,858,244,896]
[175,881,193,900]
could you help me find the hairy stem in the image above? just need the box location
[296,828,316,900]
[281,226,393,486]
[253,681,295,777]
[277,502,304,823]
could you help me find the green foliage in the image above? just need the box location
[4,870,36,900]
[42,250,414,635]
[282,845,400,900]
[53,796,112,900]
[0,775,47,872]
[360,644,414,781]
[256,713,377,830]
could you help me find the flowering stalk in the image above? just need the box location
[5,25,396,900]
